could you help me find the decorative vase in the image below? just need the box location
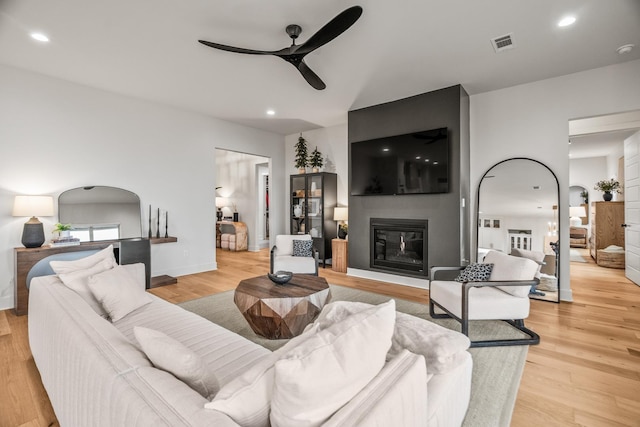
[293,205,302,217]
[60,230,71,238]
[298,167,306,174]
[338,227,347,239]
[233,212,239,222]
[603,191,613,201]
[312,167,319,173]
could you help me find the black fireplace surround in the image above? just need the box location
[370,218,428,277]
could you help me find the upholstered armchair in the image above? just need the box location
[429,250,540,347]
[270,234,319,276]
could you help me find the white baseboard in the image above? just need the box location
[0,295,13,311]
[559,288,573,302]
[346,268,429,290]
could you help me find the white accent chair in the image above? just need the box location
[429,250,540,347]
[270,234,319,276]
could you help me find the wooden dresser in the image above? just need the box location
[590,201,625,263]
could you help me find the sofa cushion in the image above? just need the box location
[292,239,313,257]
[308,300,471,375]
[204,328,318,427]
[454,263,494,283]
[270,300,396,427]
[483,250,538,297]
[510,248,545,279]
[88,264,152,321]
[49,245,116,274]
[56,258,116,316]
[134,326,220,400]
[275,234,311,256]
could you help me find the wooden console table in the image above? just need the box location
[150,236,178,287]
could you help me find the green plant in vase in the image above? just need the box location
[309,146,323,173]
[594,179,621,201]
[338,222,348,239]
[53,223,73,239]
[294,134,309,174]
[579,190,589,204]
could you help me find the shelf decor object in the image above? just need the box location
[334,206,348,239]
[12,195,54,248]
[267,270,293,285]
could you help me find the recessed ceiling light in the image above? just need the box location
[266,109,275,116]
[30,32,50,42]
[558,16,576,27]
[382,148,389,152]
[617,44,635,55]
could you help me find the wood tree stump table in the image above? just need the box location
[234,274,331,339]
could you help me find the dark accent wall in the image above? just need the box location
[348,85,470,277]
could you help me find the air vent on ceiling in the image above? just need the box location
[491,33,516,53]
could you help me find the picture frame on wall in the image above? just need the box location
[484,219,491,228]
[493,219,500,228]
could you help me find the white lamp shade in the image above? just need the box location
[12,195,54,217]
[333,207,348,221]
[569,206,586,218]
[215,197,228,209]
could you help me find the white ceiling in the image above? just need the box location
[1,0,639,135]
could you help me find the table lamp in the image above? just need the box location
[13,195,55,248]
[569,206,586,227]
[333,206,348,239]
[215,197,225,221]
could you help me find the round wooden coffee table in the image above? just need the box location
[234,274,331,339]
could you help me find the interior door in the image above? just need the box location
[624,132,640,285]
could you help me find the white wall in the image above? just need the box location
[215,149,270,251]
[0,64,285,310]
[471,59,640,301]
[284,124,348,231]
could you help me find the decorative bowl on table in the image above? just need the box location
[267,270,293,285]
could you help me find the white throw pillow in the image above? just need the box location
[49,245,116,274]
[134,327,220,400]
[57,258,116,316]
[311,300,471,375]
[270,300,396,427]
[87,264,152,321]
[483,250,538,297]
[205,325,320,427]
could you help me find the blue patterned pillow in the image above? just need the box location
[292,239,313,257]
[454,263,494,282]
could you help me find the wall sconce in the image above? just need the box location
[12,195,55,248]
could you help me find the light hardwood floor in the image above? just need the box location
[0,248,639,427]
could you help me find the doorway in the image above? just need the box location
[215,148,271,253]
[568,110,640,285]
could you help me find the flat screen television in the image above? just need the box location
[350,127,449,196]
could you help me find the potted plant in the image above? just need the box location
[580,190,589,204]
[53,223,73,238]
[594,179,622,201]
[309,146,323,173]
[294,134,309,174]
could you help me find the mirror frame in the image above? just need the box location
[58,185,143,242]
[476,157,561,303]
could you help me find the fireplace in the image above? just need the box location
[370,218,428,277]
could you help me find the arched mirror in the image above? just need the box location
[59,186,143,241]
[477,158,560,303]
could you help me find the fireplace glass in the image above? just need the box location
[370,218,428,276]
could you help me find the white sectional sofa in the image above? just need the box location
[28,253,472,426]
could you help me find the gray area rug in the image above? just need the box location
[179,285,528,427]
[570,249,588,263]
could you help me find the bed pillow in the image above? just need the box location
[270,300,396,427]
[292,239,313,257]
[49,245,116,274]
[134,327,219,400]
[57,258,116,316]
[87,264,152,321]
[454,263,494,282]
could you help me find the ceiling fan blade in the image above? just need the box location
[297,61,326,90]
[295,6,363,55]
[198,40,277,55]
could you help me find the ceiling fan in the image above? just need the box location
[198,6,363,90]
